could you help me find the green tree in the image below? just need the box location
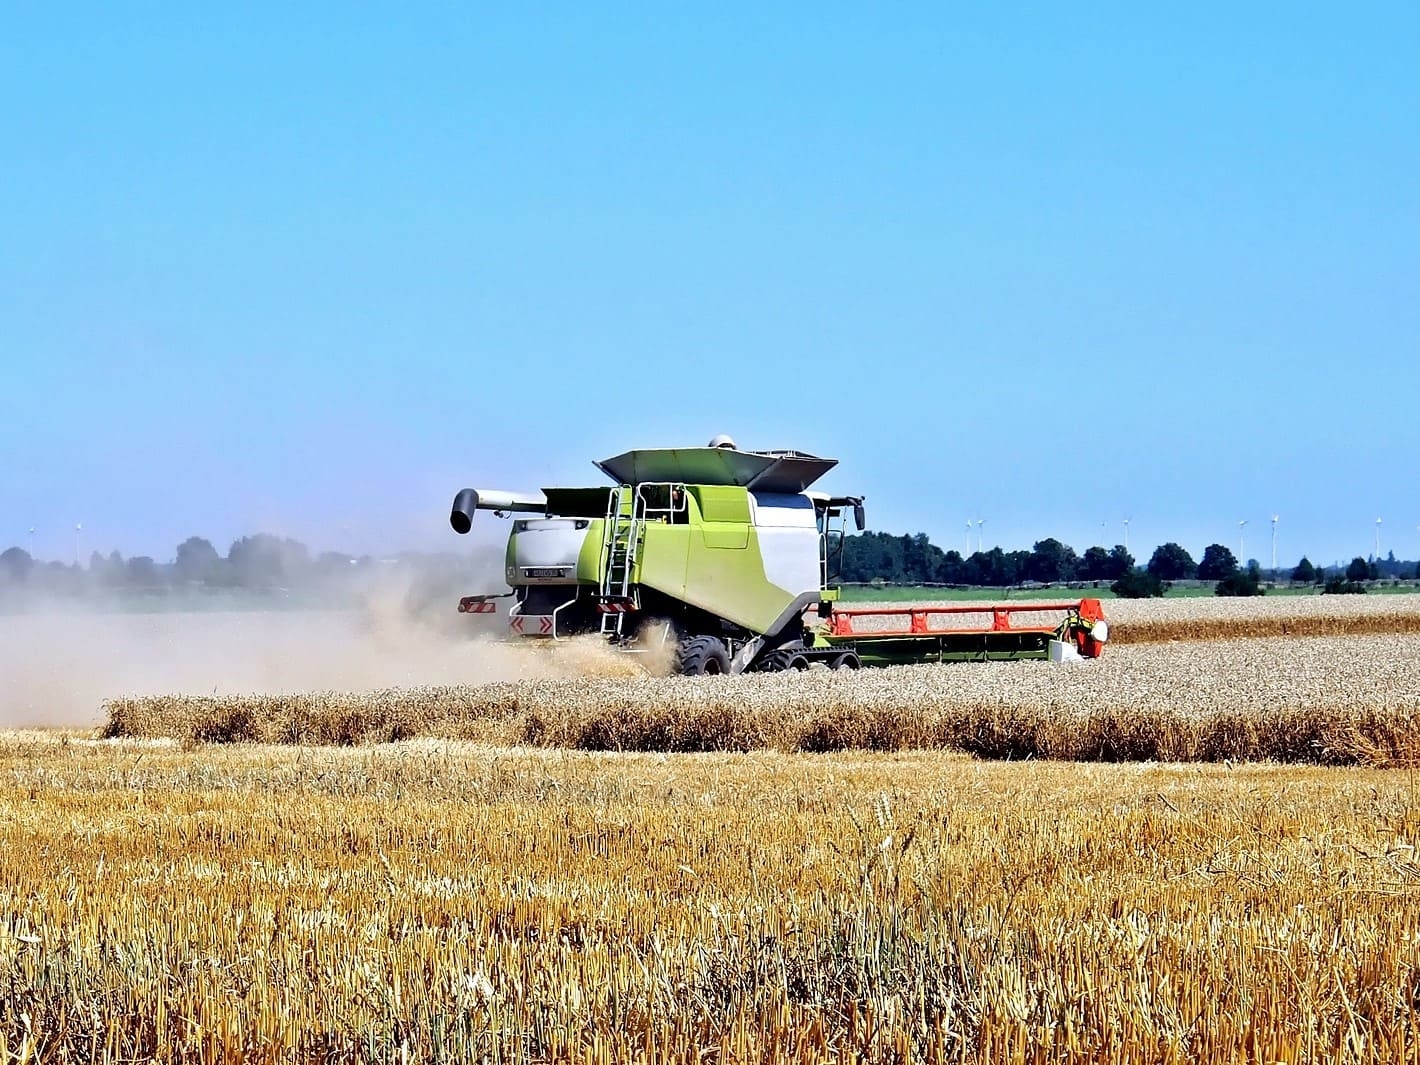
[840,532,906,583]
[1198,544,1240,581]
[125,556,163,589]
[901,533,946,584]
[1325,572,1368,595]
[1291,557,1317,583]
[1078,546,1111,581]
[174,536,221,586]
[0,547,33,583]
[1026,538,1078,583]
[1147,542,1197,581]
[227,534,311,589]
[1107,545,1134,579]
[1345,557,1370,583]
[964,547,1030,587]
[1216,561,1265,597]
[937,549,965,584]
[1112,569,1166,598]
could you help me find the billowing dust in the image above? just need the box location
[0,573,670,728]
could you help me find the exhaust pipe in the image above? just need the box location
[450,488,548,534]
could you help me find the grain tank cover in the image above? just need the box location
[594,447,838,493]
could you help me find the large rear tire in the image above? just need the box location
[674,635,731,676]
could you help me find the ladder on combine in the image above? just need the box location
[599,486,641,635]
[598,483,683,636]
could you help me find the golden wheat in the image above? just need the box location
[103,634,1420,764]
[2,734,1419,1062]
[1103,593,1420,643]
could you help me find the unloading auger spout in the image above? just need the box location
[449,489,549,534]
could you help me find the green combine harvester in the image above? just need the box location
[450,436,1107,674]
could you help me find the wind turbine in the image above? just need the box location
[1270,514,1279,573]
[74,522,82,567]
[1238,519,1248,561]
[1122,517,1131,553]
[975,519,987,554]
[1376,517,1383,559]
[964,520,973,556]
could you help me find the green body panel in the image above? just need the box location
[637,489,799,633]
[575,521,607,584]
[691,485,751,522]
[635,523,690,598]
[678,526,790,632]
[690,485,751,549]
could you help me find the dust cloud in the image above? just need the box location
[0,563,649,729]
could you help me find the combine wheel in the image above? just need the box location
[754,649,810,672]
[754,650,792,673]
[674,635,731,676]
[829,651,861,671]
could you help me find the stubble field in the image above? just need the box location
[4,595,1420,1062]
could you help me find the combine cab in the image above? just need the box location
[450,438,1106,674]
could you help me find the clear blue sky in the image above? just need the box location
[3,4,1416,568]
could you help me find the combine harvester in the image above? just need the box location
[449,437,1107,675]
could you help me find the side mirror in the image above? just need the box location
[854,503,866,531]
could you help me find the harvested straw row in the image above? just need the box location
[1112,609,1420,644]
[103,634,1420,765]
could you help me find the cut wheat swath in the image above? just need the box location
[102,633,1420,764]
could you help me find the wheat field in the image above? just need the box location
[3,733,1420,1063]
[12,596,1420,1061]
[103,632,1420,764]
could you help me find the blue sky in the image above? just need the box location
[3,4,1416,568]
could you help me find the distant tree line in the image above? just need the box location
[839,532,1135,587]
[0,534,472,602]
[836,532,1419,598]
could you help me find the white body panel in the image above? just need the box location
[510,519,590,584]
[750,492,822,597]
